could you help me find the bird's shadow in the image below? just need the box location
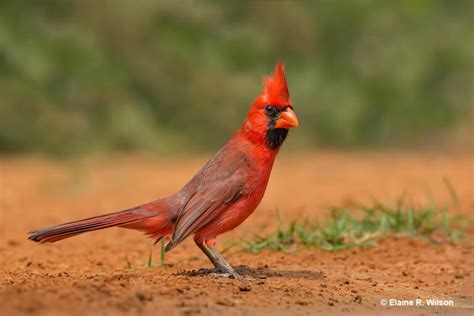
[179,265,324,280]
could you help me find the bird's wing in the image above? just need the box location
[166,150,248,250]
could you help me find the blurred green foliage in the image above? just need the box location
[0,0,472,155]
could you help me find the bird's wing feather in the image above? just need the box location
[166,148,249,250]
[169,171,244,248]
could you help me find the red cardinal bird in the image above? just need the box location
[28,62,299,278]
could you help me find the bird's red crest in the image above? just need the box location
[261,61,291,107]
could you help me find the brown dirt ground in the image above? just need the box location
[1,151,473,315]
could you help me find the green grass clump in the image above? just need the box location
[238,199,470,253]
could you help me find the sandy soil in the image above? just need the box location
[1,151,473,315]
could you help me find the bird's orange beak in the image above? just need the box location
[275,107,299,128]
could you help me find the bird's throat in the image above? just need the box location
[266,128,288,149]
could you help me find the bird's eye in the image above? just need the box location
[265,105,275,115]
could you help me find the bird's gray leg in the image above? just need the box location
[206,246,241,278]
[194,237,224,271]
[194,237,241,278]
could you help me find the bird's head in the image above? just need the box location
[243,61,299,149]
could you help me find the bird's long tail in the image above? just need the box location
[28,206,169,243]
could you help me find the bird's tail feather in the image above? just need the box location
[28,208,158,243]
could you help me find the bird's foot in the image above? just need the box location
[196,267,249,280]
[208,271,244,279]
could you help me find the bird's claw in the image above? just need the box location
[208,272,241,279]
[196,267,250,280]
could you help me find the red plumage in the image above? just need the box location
[262,61,290,105]
[28,62,299,278]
